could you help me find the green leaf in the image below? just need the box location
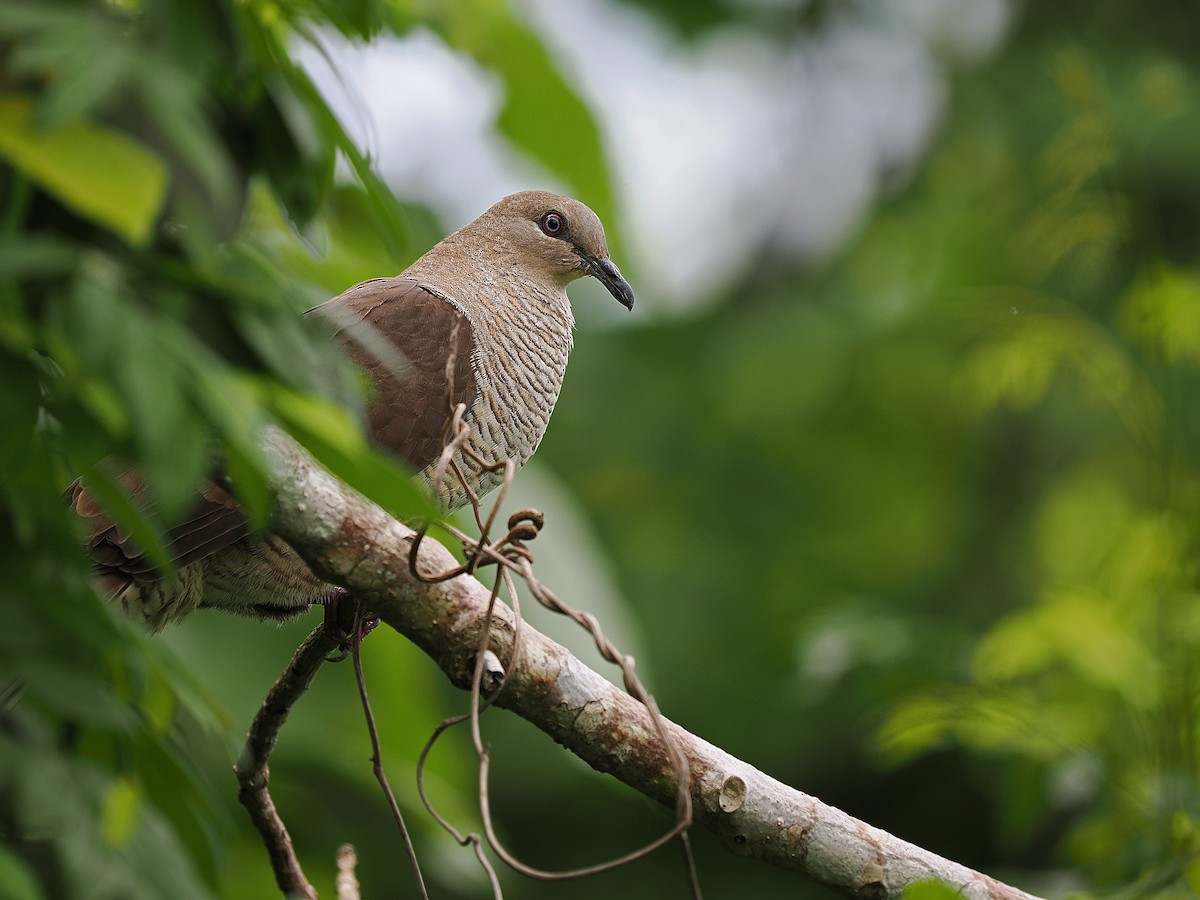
[19,660,135,729]
[972,589,1157,704]
[270,60,412,262]
[903,880,965,900]
[141,647,230,738]
[220,439,271,530]
[186,369,270,502]
[0,235,79,287]
[101,776,143,849]
[0,845,45,900]
[254,74,336,227]
[432,3,618,248]
[75,463,174,577]
[1119,266,1200,364]
[1185,854,1200,896]
[269,387,438,521]
[109,323,212,523]
[140,667,178,737]
[0,95,168,246]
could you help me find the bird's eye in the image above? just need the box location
[539,211,565,237]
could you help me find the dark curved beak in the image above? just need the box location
[578,252,635,310]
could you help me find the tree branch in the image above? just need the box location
[233,620,338,900]
[259,428,1042,900]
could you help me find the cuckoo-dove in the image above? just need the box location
[69,191,633,631]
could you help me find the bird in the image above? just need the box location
[68,190,634,632]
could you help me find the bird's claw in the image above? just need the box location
[322,591,379,662]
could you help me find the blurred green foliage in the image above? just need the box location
[540,10,1200,900]
[0,0,611,897]
[3,0,1200,899]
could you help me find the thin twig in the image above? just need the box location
[350,601,430,900]
[415,714,506,900]
[469,567,694,882]
[414,432,700,889]
[234,623,339,900]
[412,568,528,900]
[680,831,702,900]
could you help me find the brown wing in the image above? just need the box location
[310,277,479,473]
[71,277,471,583]
[67,473,250,586]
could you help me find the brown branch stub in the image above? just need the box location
[259,427,1043,900]
[336,843,360,900]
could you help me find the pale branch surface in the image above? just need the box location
[336,844,361,900]
[259,428,1042,900]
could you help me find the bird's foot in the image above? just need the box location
[322,589,379,662]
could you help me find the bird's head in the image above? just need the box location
[481,190,635,310]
